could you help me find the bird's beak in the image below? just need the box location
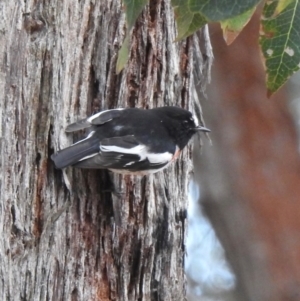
[196,125,211,132]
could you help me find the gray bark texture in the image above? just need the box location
[0,1,211,300]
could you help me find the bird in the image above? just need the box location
[51,106,210,175]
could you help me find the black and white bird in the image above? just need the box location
[51,106,210,174]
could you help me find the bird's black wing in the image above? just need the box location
[65,108,124,132]
[74,135,173,171]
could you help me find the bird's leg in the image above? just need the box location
[100,171,125,197]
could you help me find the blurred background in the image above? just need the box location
[185,12,300,301]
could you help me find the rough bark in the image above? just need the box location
[197,16,300,301]
[0,1,210,300]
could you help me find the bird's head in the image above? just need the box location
[181,113,210,134]
[154,106,210,149]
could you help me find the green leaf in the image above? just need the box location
[259,0,300,94]
[173,2,194,39]
[220,7,256,44]
[116,35,130,74]
[117,1,147,74]
[188,0,261,21]
[185,13,207,38]
[123,0,148,29]
[275,0,294,14]
[172,0,207,40]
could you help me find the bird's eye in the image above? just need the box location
[183,120,190,128]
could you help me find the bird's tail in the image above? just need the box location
[51,137,99,169]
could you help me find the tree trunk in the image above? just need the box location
[0,1,210,300]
